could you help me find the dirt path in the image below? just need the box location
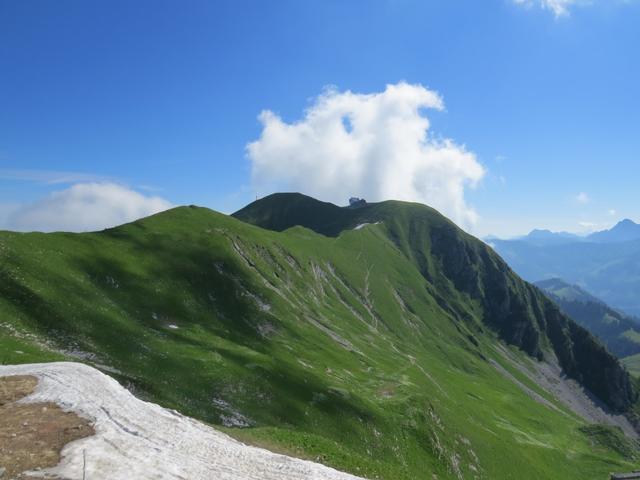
[0,374,94,479]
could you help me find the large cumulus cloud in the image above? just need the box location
[247,82,485,229]
[7,182,172,232]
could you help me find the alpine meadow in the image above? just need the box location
[3,1,640,479]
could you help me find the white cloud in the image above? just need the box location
[247,82,485,229]
[577,220,608,233]
[578,221,597,229]
[575,192,590,204]
[608,209,617,216]
[0,168,112,185]
[513,0,584,17]
[0,203,20,229]
[6,183,172,232]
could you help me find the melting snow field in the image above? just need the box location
[0,362,365,480]
[353,222,381,231]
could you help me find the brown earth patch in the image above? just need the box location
[0,376,38,406]
[0,375,95,479]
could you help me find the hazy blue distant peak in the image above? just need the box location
[588,219,640,243]
[500,219,640,246]
[514,229,584,246]
[482,229,579,245]
[526,229,581,239]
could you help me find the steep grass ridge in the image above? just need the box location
[235,193,636,412]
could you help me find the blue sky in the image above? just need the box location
[1,0,639,237]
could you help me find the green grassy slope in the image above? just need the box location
[0,197,637,479]
[536,278,640,359]
[624,353,640,377]
[235,194,635,412]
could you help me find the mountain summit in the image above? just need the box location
[588,219,640,243]
[519,229,582,246]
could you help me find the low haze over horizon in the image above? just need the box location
[2,0,640,238]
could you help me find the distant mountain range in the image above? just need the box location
[491,219,640,316]
[519,229,583,246]
[513,219,640,246]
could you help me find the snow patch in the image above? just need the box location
[354,222,381,231]
[0,362,365,480]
